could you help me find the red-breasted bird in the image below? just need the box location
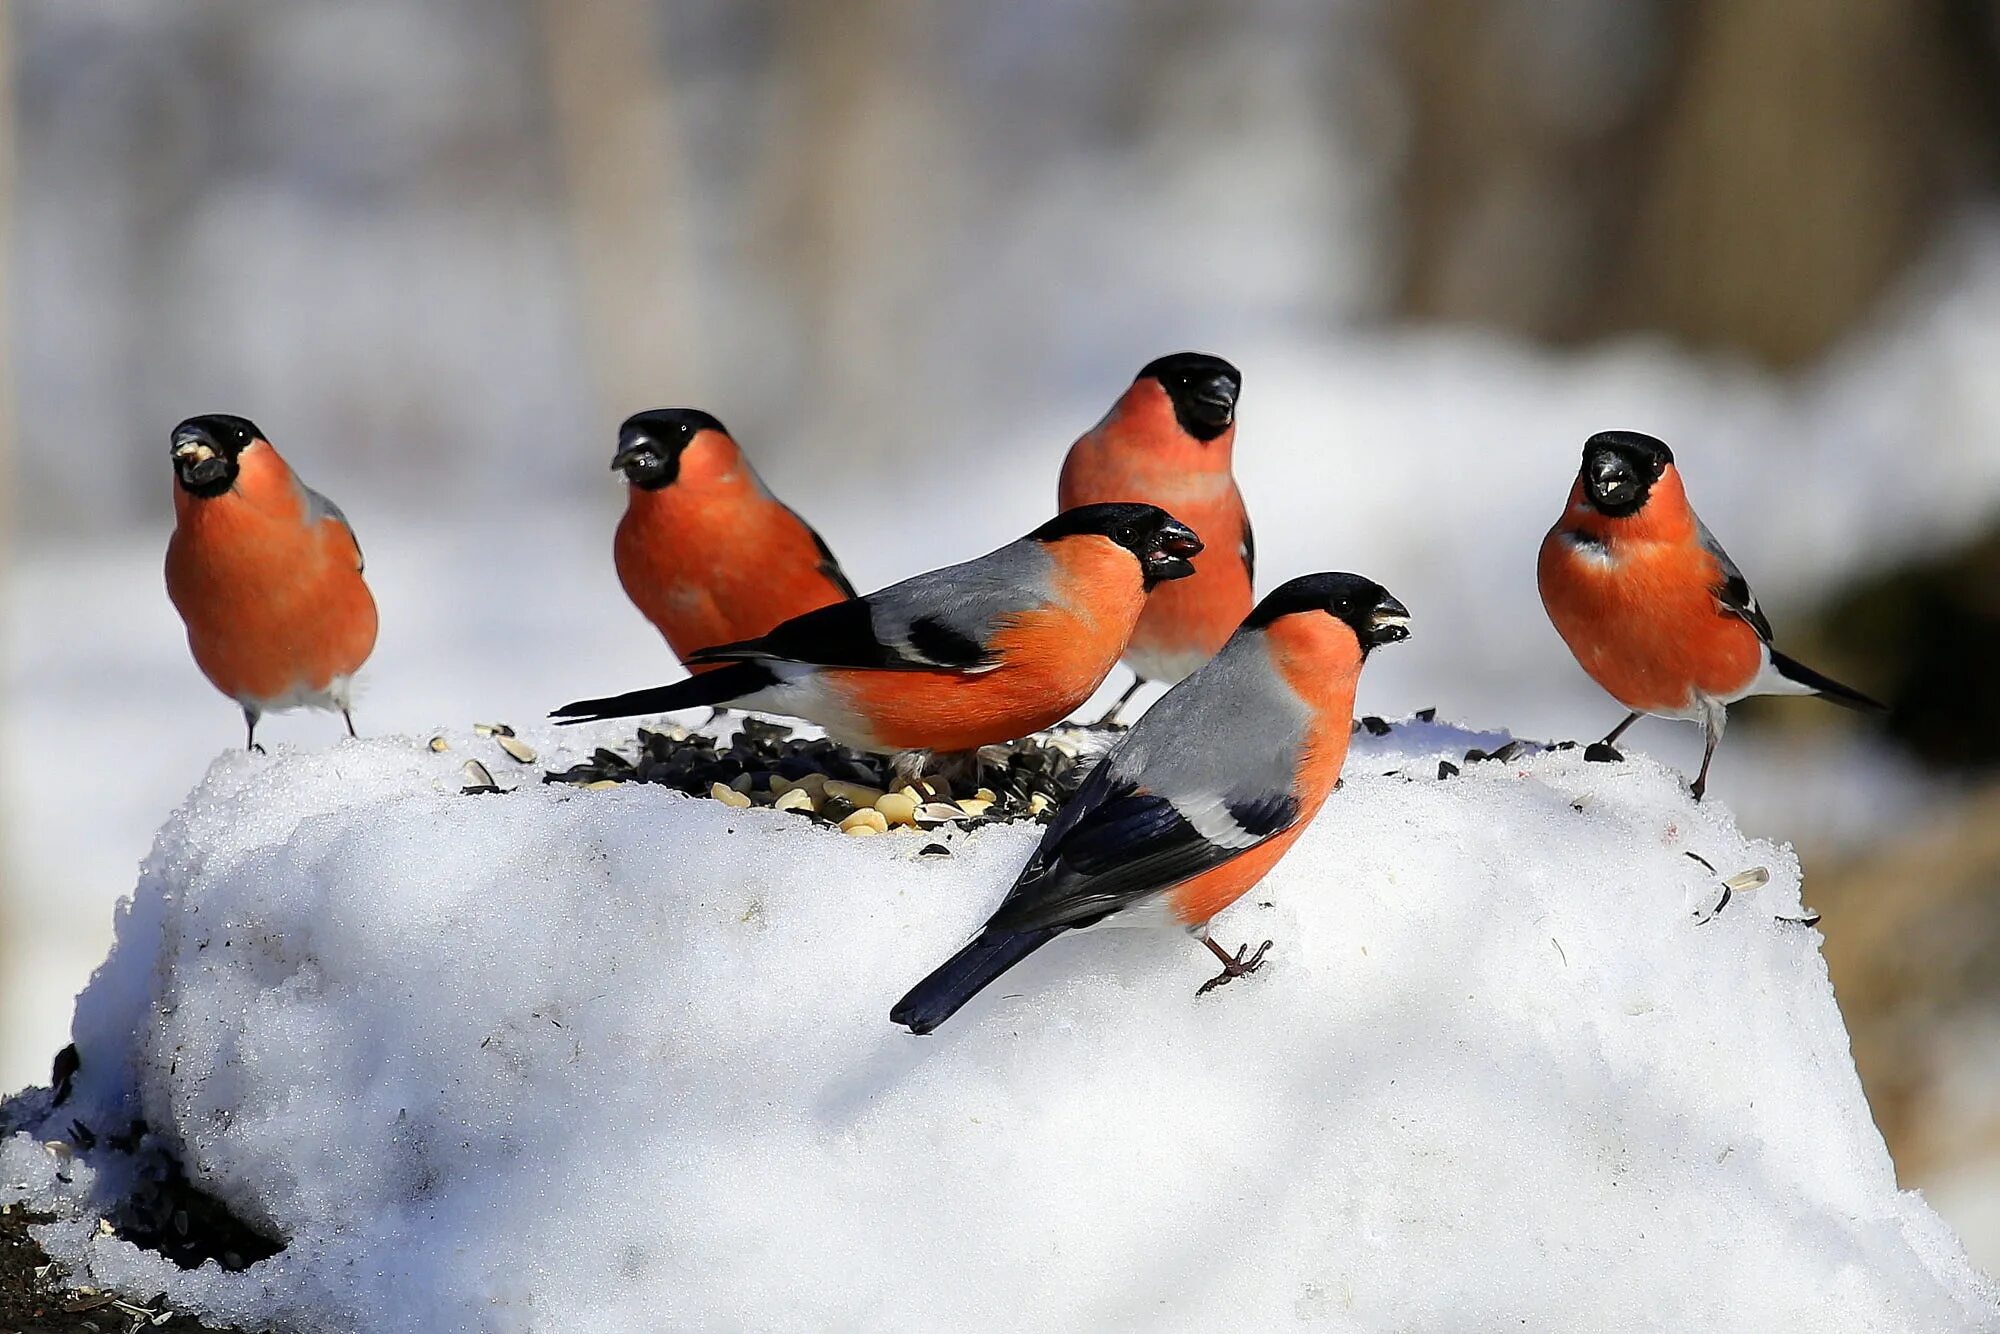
[1059,352,1253,721]
[612,408,855,669]
[891,572,1410,1034]
[1538,430,1884,799]
[553,503,1203,755]
[164,414,379,752]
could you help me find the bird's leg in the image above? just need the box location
[1196,934,1273,997]
[1600,712,1641,747]
[343,708,357,738]
[1089,676,1148,729]
[243,707,266,755]
[1690,706,1725,802]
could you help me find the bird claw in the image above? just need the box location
[248,743,268,756]
[1196,939,1272,997]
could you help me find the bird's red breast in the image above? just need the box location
[1059,378,1253,680]
[1537,466,1763,715]
[821,532,1151,753]
[615,429,850,670]
[1165,614,1361,926]
[165,440,377,706]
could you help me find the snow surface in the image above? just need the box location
[4,720,1995,1332]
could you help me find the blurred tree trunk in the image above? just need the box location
[1391,0,2000,367]
[751,0,958,445]
[534,0,698,417]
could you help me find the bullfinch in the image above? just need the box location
[1058,352,1253,721]
[891,572,1411,1035]
[612,408,855,668]
[553,503,1204,755]
[1538,430,1884,799]
[164,414,379,752]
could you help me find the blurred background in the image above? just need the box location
[3,0,1998,1270]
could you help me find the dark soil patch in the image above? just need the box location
[0,1204,249,1334]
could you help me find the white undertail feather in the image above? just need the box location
[241,672,359,717]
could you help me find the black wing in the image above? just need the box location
[1697,519,1772,642]
[798,514,858,599]
[685,597,998,672]
[986,772,1298,933]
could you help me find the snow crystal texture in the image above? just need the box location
[5,720,1996,1333]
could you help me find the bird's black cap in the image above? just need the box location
[1245,572,1411,649]
[1136,351,1241,442]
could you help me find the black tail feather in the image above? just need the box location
[551,661,774,725]
[1770,650,1887,713]
[891,927,1064,1035]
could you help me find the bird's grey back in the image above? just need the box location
[1106,629,1308,802]
[864,537,1057,663]
[295,474,363,569]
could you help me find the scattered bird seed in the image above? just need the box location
[918,842,952,856]
[710,782,752,810]
[460,760,502,795]
[1359,715,1392,736]
[427,736,450,753]
[841,808,889,835]
[1437,761,1460,780]
[542,718,1087,830]
[1414,707,1437,722]
[496,735,537,765]
[472,722,516,738]
[1584,741,1623,763]
[825,780,885,808]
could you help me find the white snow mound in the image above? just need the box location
[4,720,1996,1333]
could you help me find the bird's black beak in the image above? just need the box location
[1588,450,1639,509]
[611,441,657,473]
[1187,374,1237,430]
[172,432,229,489]
[612,433,677,488]
[1142,521,1204,586]
[1363,592,1412,647]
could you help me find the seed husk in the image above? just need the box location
[460,759,501,795]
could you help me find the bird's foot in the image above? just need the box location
[248,742,268,756]
[1196,939,1272,997]
[890,749,937,787]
